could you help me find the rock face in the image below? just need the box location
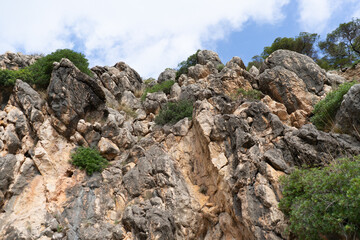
[258,50,327,126]
[157,68,176,83]
[260,49,327,95]
[259,66,319,114]
[0,50,360,240]
[334,84,360,139]
[0,52,42,110]
[0,51,41,70]
[92,61,143,99]
[48,58,106,136]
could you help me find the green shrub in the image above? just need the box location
[144,77,155,86]
[351,59,360,69]
[141,80,175,101]
[0,68,34,86]
[175,50,200,80]
[155,100,193,125]
[217,64,225,72]
[0,49,92,89]
[279,156,360,240]
[311,81,357,130]
[70,146,108,175]
[236,88,263,100]
[29,49,93,89]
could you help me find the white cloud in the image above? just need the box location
[297,0,358,33]
[352,2,360,18]
[0,0,289,77]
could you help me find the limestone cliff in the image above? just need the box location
[0,50,359,240]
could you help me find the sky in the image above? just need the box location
[0,0,359,78]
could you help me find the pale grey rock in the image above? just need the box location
[121,91,141,109]
[142,92,167,114]
[188,64,211,80]
[170,83,181,99]
[48,58,106,136]
[0,154,17,192]
[76,119,92,135]
[326,72,345,86]
[197,50,223,68]
[249,65,260,76]
[334,84,360,140]
[158,68,176,83]
[98,137,120,160]
[172,118,191,136]
[261,49,327,95]
[133,121,149,136]
[4,125,21,154]
[0,52,41,70]
[92,61,142,97]
[258,66,318,114]
[135,109,147,121]
[225,56,246,70]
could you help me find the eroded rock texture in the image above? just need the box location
[0,50,359,240]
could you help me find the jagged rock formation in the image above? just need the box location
[334,84,360,140]
[0,50,359,240]
[157,69,176,83]
[0,52,41,70]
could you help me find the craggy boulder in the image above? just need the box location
[334,84,360,140]
[47,58,106,136]
[259,66,319,114]
[261,49,327,95]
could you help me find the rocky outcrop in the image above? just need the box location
[260,49,327,95]
[92,61,143,99]
[339,63,360,82]
[48,58,106,137]
[259,66,319,114]
[249,66,259,76]
[158,68,176,83]
[0,51,41,70]
[197,50,224,70]
[334,84,360,140]
[0,50,359,240]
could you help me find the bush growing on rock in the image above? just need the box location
[141,80,175,101]
[311,81,357,131]
[155,100,193,125]
[236,88,263,100]
[70,146,109,175]
[29,49,93,89]
[279,156,360,240]
[0,68,34,86]
[0,49,92,89]
[175,50,200,80]
[216,64,225,71]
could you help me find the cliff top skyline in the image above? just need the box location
[0,0,359,77]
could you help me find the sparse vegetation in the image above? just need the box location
[70,147,109,175]
[144,77,155,86]
[57,225,63,233]
[176,50,200,80]
[217,64,225,71]
[311,81,357,131]
[141,80,175,101]
[118,104,137,119]
[246,55,264,71]
[29,49,93,89]
[279,156,360,240]
[155,100,193,125]
[236,88,263,100]
[0,49,92,89]
[0,68,34,86]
